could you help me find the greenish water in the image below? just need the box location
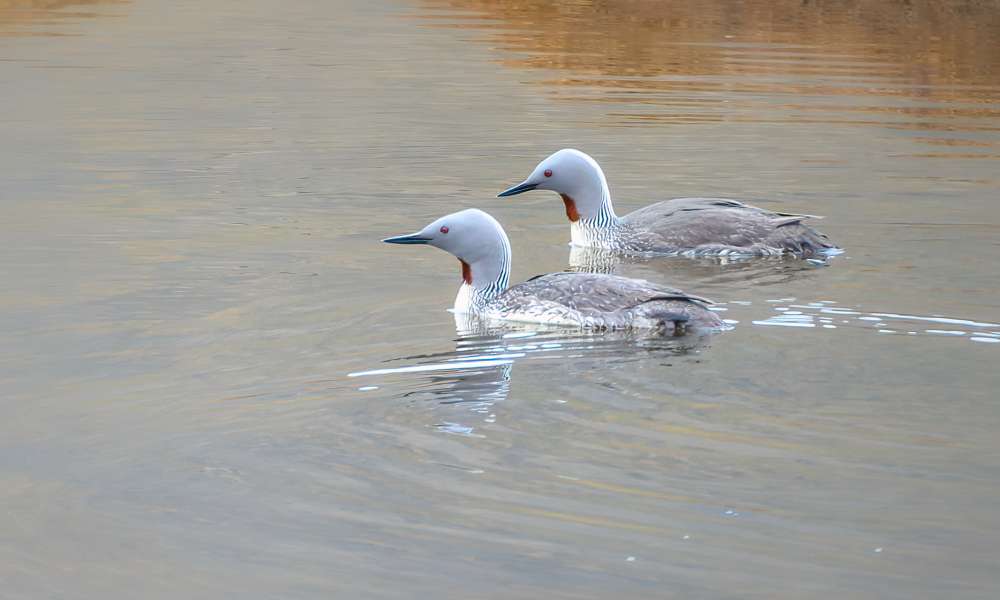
[2,1,999,598]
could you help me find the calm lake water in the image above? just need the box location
[2,1,999,598]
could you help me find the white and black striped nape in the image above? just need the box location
[458,216,511,312]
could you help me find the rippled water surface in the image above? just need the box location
[3,1,1000,598]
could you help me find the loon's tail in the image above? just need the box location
[772,218,838,257]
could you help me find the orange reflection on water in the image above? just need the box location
[416,0,1000,138]
[0,0,125,36]
[419,0,1000,84]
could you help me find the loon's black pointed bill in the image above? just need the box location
[382,233,431,245]
[497,181,538,197]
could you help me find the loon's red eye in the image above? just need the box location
[440,226,449,234]
[544,169,553,177]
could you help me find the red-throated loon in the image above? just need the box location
[498,149,837,258]
[383,209,723,335]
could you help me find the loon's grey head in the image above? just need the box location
[383,208,511,288]
[497,148,614,223]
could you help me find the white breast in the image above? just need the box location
[453,283,476,314]
[571,221,609,249]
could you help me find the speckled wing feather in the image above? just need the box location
[622,197,834,256]
[489,272,719,331]
[513,272,711,307]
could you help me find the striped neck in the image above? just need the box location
[562,157,622,249]
[571,219,627,249]
[584,184,619,227]
[569,183,625,249]
[453,223,511,314]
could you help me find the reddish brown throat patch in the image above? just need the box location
[560,194,580,222]
[460,260,473,284]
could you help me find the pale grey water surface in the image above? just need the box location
[2,1,1000,598]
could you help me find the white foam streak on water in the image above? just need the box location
[870,313,1000,328]
[448,352,526,361]
[752,320,815,328]
[788,305,863,315]
[348,358,519,377]
[730,299,999,344]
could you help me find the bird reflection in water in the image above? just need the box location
[350,312,716,436]
[567,244,827,289]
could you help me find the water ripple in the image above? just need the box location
[746,299,999,342]
[349,324,715,435]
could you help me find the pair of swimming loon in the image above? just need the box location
[384,149,837,335]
